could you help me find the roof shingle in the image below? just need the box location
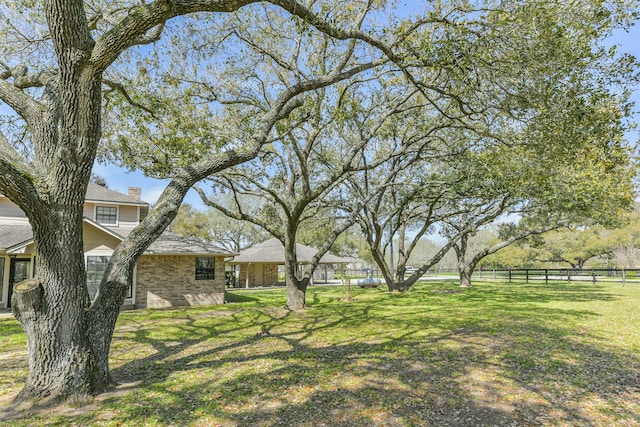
[85,183,147,205]
[0,224,33,251]
[230,238,350,264]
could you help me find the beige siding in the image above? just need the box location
[0,198,27,220]
[83,202,95,219]
[82,223,121,252]
[83,202,138,227]
[118,205,139,227]
[135,255,225,308]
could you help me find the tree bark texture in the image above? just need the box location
[283,235,308,310]
[458,263,473,288]
[12,201,97,402]
[454,235,472,288]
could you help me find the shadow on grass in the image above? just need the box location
[4,282,640,426]
[224,291,260,303]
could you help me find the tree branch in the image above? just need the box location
[103,79,158,117]
[0,131,40,209]
[0,78,41,124]
[91,0,259,72]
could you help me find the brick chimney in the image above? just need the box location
[128,187,142,201]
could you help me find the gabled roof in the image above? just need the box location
[85,183,147,206]
[145,233,235,256]
[230,237,350,264]
[1,183,147,205]
[97,226,233,256]
[0,224,33,252]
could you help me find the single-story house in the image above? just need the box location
[228,237,350,287]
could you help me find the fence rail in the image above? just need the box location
[473,268,640,285]
[341,268,640,285]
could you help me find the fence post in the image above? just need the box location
[525,269,529,283]
[623,269,626,287]
[592,269,596,285]
[508,269,512,282]
[545,269,548,284]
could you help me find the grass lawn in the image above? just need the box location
[1,280,639,426]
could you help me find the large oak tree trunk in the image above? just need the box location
[283,236,308,310]
[85,269,134,391]
[7,0,109,402]
[454,235,473,288]
[392,223,408,291]
[284,263,309,310]
[12,203,99,402]
[286,280,307,310]
[458,262,473,288]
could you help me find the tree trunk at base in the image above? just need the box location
[459,265,473,288]
[283,233,308,310]
[284,260,306,308]
[388,280,410,292]
[12,277,95,403]
[286,282,306,310]
[85,273,134,393]
[9,204,125,403]
[454,235,474,288]
[342,278,352,302]
[12,273,133,404]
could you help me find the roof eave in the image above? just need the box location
[84,199,148,207]
[143,251,233,257]
[5,239,34,254]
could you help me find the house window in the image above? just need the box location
[86,256,133,300]
[95,206,117,225]
[87,256,110,301]
[195,257,215,280]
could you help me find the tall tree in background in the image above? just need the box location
[351,152,468,291]
[534,227,620,269]
[442,104,635,288]
[170,202,268,252]
[351,1,638,291]
[0,0,406,402]
[609,208,640,268]
[196,73,417,309]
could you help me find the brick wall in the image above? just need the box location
[135,254,225,308]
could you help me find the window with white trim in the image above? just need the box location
[95,206,117,224]
[87,256,132,300]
